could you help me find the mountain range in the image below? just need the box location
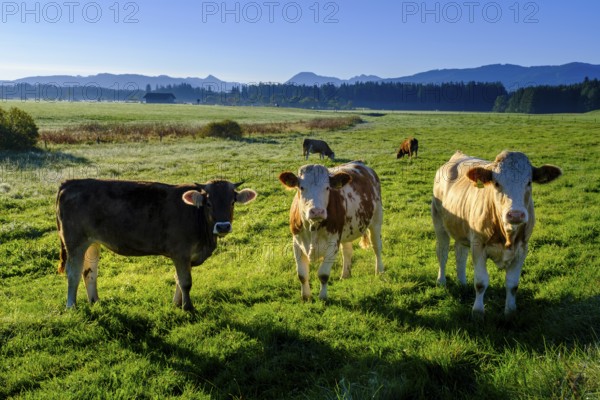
[286,63,600,90]
[4,63,600,91]
[7,73,236,91]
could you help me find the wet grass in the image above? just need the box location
[1,103,599,399]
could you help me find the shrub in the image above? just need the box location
[201,119,243,139]
[0,107,39,150]
[305,115,363,131]
[40,122,200,144]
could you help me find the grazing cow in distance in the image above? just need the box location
[56,178,257,311]
[279,161,384,301]
[396,137,419,159]
[303,138,335,161]
[431,150,562,317]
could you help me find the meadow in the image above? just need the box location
[1,101,599,399]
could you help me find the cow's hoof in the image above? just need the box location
[471,309,485,322]
[180,303,195,312]
[504,309,517,321]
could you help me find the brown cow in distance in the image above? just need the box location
[431,150,562,317]
[303,138,335,161]
[56,178,257,311]
[396,137,418,159]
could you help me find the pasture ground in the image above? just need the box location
[1,102,599,399]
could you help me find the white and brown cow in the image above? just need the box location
[279,161,384,300]
[56,179,257,311]
[431,150,562,317]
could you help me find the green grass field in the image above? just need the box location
[1,102,599,399]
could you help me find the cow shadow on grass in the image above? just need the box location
[0,149,95,193]
[238,136,280,145]
[346,277,600,354]
[80,304,501,399]
[0,148,89,168]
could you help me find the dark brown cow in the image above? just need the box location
[396,137,418,159]
[303,138,335,161]
[56,179,257,311]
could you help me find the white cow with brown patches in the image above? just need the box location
[279,161,384,300]
[431,150,562,317]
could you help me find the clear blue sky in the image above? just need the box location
[1,0,599,82]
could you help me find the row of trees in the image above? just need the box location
[2,79,599,114]
[152,81,507,111]
[493,78,600,113]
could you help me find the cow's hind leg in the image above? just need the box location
[367,204,385,274]
[340,242,352,279]
[455,242,468,286]
[83,243,100,304]
[432,201,449,285]
[173,257,194,311]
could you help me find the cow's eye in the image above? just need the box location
[494,181,501,189]
[300,186,305,191]
[326,187,330,191]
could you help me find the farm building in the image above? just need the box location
[143,93,176,104]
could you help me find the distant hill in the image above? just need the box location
[7,73,237,91]
[285,72,344,86]
[4,63,600,93]
[287,63,600,90]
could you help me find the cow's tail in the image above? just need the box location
[359,232,372,249]
[56,188,67,274]
[57,237,67,274]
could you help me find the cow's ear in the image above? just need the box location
[236,189,257,204]
[330,172,352,189]
[532,165,562,184]
[279,172,299,189]
[182,190,205,207]
[467,167,493,187]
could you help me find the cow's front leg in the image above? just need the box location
[173,257,194,311]
[471,243,489,318]
[317,242,339,300]
[505,248,526,317]
[293,242,311,300]
[66,247,86,308]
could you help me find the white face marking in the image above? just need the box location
[296,165,331,222]
[492,152,533,226]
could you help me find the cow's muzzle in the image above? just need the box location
[213,222,232,236]
[307,207,327,222]
[505,210,527,225]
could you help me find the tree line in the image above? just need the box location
[2,79,599,114]
[493,78,600,113]
[154,81,507,111]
